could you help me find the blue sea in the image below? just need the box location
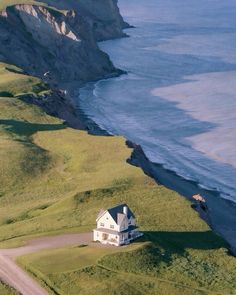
[78,0,236,202]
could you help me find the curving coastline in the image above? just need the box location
[72,0,236,256]
[0,0,235,257]
[127,141,236,256]
[0,1,235,294]
[72,92,236,257]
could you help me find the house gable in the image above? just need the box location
[119,214,129,232]
[94,203,142,246]
[96,204,137,233]
[107,203,135,224]
[97,211,119,231]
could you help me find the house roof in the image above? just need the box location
[96,209,105,220]
[107,203,135,224]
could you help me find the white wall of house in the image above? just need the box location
[118,216,135,232]
[96,211,119,231]
[118,216,128,232]
[94,207,140,246]
[93,230,120,245]
[93,229,132,246]
[130,216,135,226]
[96,211,136,233]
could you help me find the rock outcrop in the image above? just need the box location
[0,1,128,127]
[0,3,124,84]
[34,0,130,41]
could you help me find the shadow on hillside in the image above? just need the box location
[0,119,65,137]
[138,230,229,254]
[5,66,25,75]
[0,91,14,97]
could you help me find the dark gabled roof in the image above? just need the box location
[107,203,135,224]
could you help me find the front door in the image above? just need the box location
[102,233,108,240]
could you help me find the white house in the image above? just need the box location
[93,203,143,246]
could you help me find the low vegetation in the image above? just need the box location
[0,0,68,15]
[0,0,51,11]
[0,281,18,295]
[0,63,48,97]
[17,186,236,295]
[0,62,236,295]
[0,62,145,246]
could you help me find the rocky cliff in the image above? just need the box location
[0,2,125,84]
[35,0,130,41]
[0,0,128,127]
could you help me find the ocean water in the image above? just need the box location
[78,0,236,202]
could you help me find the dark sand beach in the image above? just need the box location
[128,142,236,255]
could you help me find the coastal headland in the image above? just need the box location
[0,1,235,295]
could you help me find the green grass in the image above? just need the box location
[0,62,235,295]
[0,0,68,14]
[0,0,37,10]
[0,281,18,295]
[16,184,236,295]
[19,241,212,295]
[0,63,145,244]
[0,63,48,97]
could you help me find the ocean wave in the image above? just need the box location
[77,0,236,204]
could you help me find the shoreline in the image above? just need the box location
[127,141,236,256]
[72,94,236,256]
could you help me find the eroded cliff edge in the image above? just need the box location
[0,0,128,127]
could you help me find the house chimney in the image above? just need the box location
[123,206,128,216]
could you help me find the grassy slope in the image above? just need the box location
[0,63,236,295]
[0,62,145,245]
[0,63,48,97]
[17,185,236,295]
[0,0,68,14]
[0,0,49,10]
[0,282,19,295]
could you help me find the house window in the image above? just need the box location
[100,223,104,227]
[110,225,114,229]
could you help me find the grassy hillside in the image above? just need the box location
[0,1,49,10]
[0,62,236,295]
[17,186,236,295]
[0,62,146,246]
[0,282,18,295]
[0,63,48,97]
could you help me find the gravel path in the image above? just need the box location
[0,232,93,295]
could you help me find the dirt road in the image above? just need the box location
[0,232,93,295]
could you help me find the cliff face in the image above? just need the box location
[0,3,122,84]
[36,0,130,41]
[0,0,128,128]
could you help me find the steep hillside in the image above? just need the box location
[0,0,129,41]
[0,1,235,295]
[32,0,131,41]
[0,66,235,294]
[0,0,129,127]
[1,79,235,293]
[0,0,128,128]
[0,4,119,84]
